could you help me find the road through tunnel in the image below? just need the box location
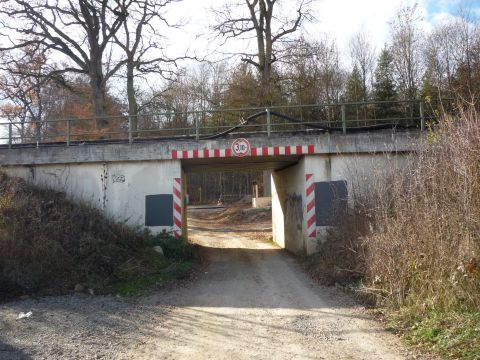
[181,152,303,252]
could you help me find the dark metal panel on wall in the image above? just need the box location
[145,194,174,226]
[314,181,348,226]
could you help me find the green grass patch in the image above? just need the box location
[105,261,193,296]
[388,309,480,359]
[146,231,195,260]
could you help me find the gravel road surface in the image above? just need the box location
[0,208,423,359]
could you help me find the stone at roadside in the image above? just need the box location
[153,245,164,256]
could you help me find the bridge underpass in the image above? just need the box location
[0,130,420,255]
[181,154,299,251]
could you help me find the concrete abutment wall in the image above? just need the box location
[271,152,408,255]
[5,161,186,237]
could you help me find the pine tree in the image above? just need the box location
[343,65,366,121]
[373,47,398,119]
[344,65,365,102]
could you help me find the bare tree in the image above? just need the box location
[0,0,130,125]
[212,0,313,104]
[113,0,189,132]
[450,7,480,100]
[282,36,345,105]
[423,6,480,102]
[389,3,423,102]
[424,22,457,99]
[349,27,376,101]
[315,36,344,105]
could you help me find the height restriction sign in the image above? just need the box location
[231,138,251,157]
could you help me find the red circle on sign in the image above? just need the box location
[231,138,251,157]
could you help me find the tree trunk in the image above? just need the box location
[89,56,108,130]
[126,59,138,136]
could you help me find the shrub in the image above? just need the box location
[309,105,480,313]
[0,173,170,299]
[148,231,194,261]
[362,106,480,311]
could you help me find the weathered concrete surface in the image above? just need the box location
[252,196,272,208]
[271,152,409,255]
[0,130,421,166]
[272,158,306,253]
[304,153,407,253]
[1,130,419,249]
[5,161,184,235]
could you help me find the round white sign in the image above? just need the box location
[231,138,251,157]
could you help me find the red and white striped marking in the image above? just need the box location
[173,177,182,237]
[171,144,315,159]
[306,173,316,238]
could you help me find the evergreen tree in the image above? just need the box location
[343,65,366,121]
[344,65,365,102]
[373,47,398,119]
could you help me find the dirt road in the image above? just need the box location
[128,209,411,359]
[0,208,418,359]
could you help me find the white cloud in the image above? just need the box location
[158,0,472,68]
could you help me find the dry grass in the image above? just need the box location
[304,210,369,287]
[361,106,479,312]
[0,174,188,300]
[306,105,479,358]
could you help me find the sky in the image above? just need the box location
[167,0,480,67]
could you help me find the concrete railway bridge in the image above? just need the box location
[0,101,431,254]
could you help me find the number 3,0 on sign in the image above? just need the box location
[231,138,251,157]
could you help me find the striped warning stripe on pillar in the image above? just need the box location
[306,173,316,238]
[173,177,182,237]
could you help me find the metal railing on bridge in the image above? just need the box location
[0,99,450,148]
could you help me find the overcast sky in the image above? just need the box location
[167,0,480,67]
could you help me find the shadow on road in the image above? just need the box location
[0,340,32,359]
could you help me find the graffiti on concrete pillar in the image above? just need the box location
[112,174,126,183]
[285,193,303,235]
